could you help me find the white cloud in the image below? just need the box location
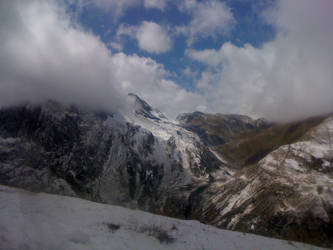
[116,21,172,54]
[78,0,167,18]
[186,48,224,67]
[188,0,333,121]
[182,66,199,79]
[116,24,137,38]
[0,0,199,118]
[190,43,274,117]
[110,53,204,116]
[143,0,167,10]
[87,0,139,18]
[136,21,172,54]
[3,0,331,122]
[179,0,235,45]
[109,41,123,51]
[0,0,127,111]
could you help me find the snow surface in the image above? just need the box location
[122,94,222,178]
[0,185,325,250]
[256,116,333,220]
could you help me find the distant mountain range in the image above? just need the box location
[0,94,332,248]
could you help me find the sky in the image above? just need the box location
[0,0,332,121]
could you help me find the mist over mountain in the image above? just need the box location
[0,96,332,248]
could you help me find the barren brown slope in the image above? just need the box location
[216,115,328,167]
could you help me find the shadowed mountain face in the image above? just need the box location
[0,97,223,211]
[0,96,332,248]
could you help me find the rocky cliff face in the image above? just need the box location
[0,97,332,247]
[0,96,223,213]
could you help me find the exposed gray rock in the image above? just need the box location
[0,96,332,247]
[0,98,223,212]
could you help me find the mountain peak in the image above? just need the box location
[127,93,167,120]
[128,93,152,112]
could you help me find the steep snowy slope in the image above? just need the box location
[0,185,325,250]
[187,115,333,247]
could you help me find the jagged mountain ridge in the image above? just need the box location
[0,95,332,247]
[0,96,224,211]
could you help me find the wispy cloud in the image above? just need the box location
[143,0,168,10]
[178,0,235,45]
[116,21,173,54]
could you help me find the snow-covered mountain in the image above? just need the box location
[0,95,223,212]
[178,112,333,247]
[0,184,325,250]
[0,95,332,248]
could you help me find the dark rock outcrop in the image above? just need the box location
[0,99,223,212]
[0,98,332,248]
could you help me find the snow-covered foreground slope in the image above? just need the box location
[0,185,325,250]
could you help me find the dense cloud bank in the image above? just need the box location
[188,0,333,121]
[0,0,125,111]
[0,0,332,121]
[0,0,203,117]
